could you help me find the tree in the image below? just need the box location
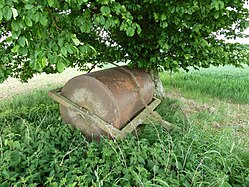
[0,0,248,98]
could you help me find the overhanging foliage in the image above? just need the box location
[0,0,248,82]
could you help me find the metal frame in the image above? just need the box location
[49,88,172,140]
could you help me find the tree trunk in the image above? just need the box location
[149,70,165,100]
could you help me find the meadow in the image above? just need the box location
[161,65,249,104]
[0,66,249,186]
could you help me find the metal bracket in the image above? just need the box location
[49,88,173,140]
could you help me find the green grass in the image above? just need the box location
[161,65,249,104]
[0,88,249,186]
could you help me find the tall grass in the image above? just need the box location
[0,89,249,186]
[161,65,249,104]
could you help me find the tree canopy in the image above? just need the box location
[0,0,248,82]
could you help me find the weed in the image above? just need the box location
[0,89,249,186]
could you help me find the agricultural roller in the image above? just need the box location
[49,66,172,140]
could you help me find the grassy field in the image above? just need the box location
[0,66,249,186]
[161,65,249,104]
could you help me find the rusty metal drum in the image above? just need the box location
[60,66,154,139]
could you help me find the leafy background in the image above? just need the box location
[0,0,248,82]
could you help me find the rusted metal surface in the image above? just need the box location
[59,66,154,139]
[48,90,121,138]
[49,89,171,140]
[87,67,154,126]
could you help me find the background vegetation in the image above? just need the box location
[0,66,249,186]
[162,65,249,104]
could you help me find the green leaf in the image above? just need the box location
[13,141,21,149]
[100,6,111,14]
[80,21,91,33]
[215,1,220,10]
[193,24,201,33]
[18,46,28,55]
[2,170,10,179]
[18,36,26,47]
[12,31,19,39]
[126,26,135,37]
[48,0,54,7]
[11,45,20,53]
[161,22,168,28]
[48,54,57,64]
[72,37,80,46]
[11,21,19,31]
[66,44,74,54]
[94,16,100,24]
[201,38,209,48]
[219,1,224,9]
[39,15,48,26]
[0,9,2,21]
[104,18,112,29]
[0,1,4,9]
[136,24,142,35]
[100,16,105,25]
[29,57,41,71]
[3,6,12,20]
[214,12,219,19]
[32,13,40,22]
[11,7,18,19]
[120,22,125,31]
[58,38,64,47]
[57,59,65,73]
[88,45,96,54]
[245,21,249,28]
[25,17,33,27]
[184,54,192,59]
[41,57,47,68]
[25,4,34,10]
[5,37,12,43]
[161,13,166,21]
[60,47,67,56]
